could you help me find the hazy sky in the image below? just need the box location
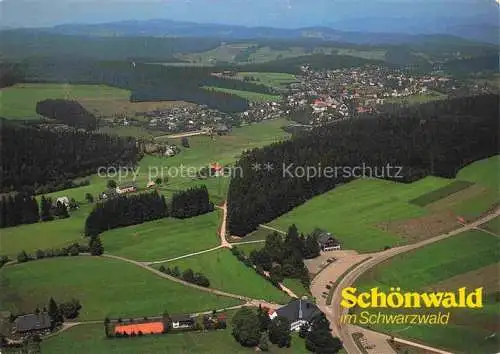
[1,0,497,29]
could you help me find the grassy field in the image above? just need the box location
[456,155,499,191]
[482,216,500,234]
[41,322,311,354]
[159,249,291,304]
[266,156,499,252]
[101,212,221,262]
[0,257,241,320]
[202,86,280,102]
[233,241,266,255]
[355,230,500,354]
[0,83,190,120]
[0,84,129,119]
[356,230,499,291]
[267,177,444,252]
[237,72,298,89]
[409,181,473,207]
[0,204,92,258]
[0,119,290,259]
[282,278,310,298]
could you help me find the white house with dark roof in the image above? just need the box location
[317,231,341,252]
[269,299,321,332]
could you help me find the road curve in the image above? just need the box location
[328,208,500,354]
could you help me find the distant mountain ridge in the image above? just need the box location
[32,19,497,45]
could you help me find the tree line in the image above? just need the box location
[0,193,78,229]
[170,185,214,219]
[233,225,319,290]
[84,191,168,237]
[159,265,210,287]
[36,99,98,131]
[0,120,140,193]
[84,186,213,236]
[227,94,499,235]
[6,58,251,113]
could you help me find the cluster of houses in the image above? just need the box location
[144,106,233,133]
[283,64,462,125]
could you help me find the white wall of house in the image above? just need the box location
[290,319,308,332]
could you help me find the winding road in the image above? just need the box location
[312,208,500,354]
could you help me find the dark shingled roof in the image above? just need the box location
[276,299,321,323]
[317,231,339,246]
[14,313,51,333]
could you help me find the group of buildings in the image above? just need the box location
[282,64,463,125]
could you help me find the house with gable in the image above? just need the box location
[269,299,321,332]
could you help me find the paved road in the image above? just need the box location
[326,208,500,354]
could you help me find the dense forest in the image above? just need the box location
[0,193,40,228]
[0,120,140,192]
[227,94,499,235]
[36,99,98,131]
[85,191,168,237]
[6,59,251,113]
[170,185,214,219]
[237,54,387,74]
[0,31,222,61]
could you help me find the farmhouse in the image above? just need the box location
[56,196,70,207]
[317,231,341,251]
[269,299,321,332]
[116,184,137,195]
[210,162,224,176]
[114,321,164,335]
[171,314,195,329]
[13,312,51,336]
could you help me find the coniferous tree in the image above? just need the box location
[89,237,104,256]
[306,314,343,354]
[40,196,54,222]
[268,316,292,348]
[231,307,261,347]
[227,95,499,235]
[48,298,63,329]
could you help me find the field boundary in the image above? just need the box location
[409,180,474,207]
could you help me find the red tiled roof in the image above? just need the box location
[114,322,164,335]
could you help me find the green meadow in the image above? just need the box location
[267,177,443,252]
[42,322,311,354]
[159,249,291,304]
[101,212,221,262]
[0,119,290,260]
[0,257,241,321]
[483,216,500,234]
[456,155,499,191]
[0,83,130,119]
[356,230,499,291]
[354,230,500,354]
[267,156,499,252]
[0,204,92,258]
